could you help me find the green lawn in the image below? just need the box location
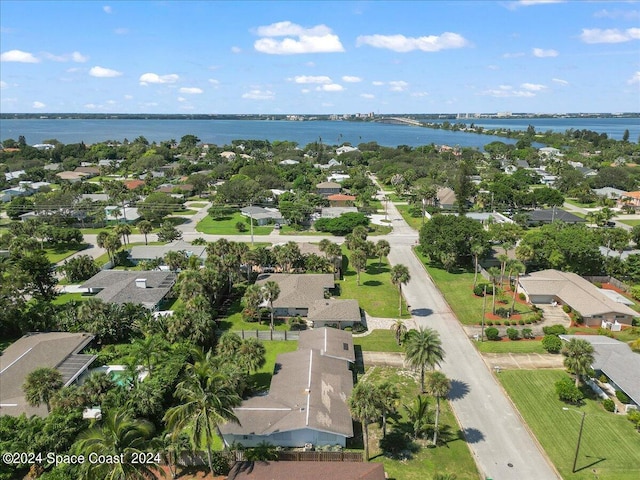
[500,370,640,480]
[565,198,596,208]
[187,202,208,208]
[619,219,640,227]
[353,330,403,352]
[171,209,198,216]
[52,292,92,305]
[250,340,299,391]
[415,249,535,325]
[364,366,479,480]
[279,226,330,236]
[568,326,640,344]
[339,251,409,318]
[476,339,545,354]
[368,224,393,236]
[195,213,274,235]
[44,242,89,263]
[394,204,424,231]
[217,297,299,332]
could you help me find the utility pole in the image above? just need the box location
[249,207,254,247]
[481,284,487,342]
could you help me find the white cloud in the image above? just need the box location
[593,9,640,20]
[89,66,122,77]
[84,103,97,109]
[532,48,559,57]
[628,71,640,85]
[521,82,546,91]
[301,88,310,93]
[360,93,375,99]
[139,73,179,85]
[292,75,332,84]
[411,92,429,97]
[517,0,564,5]
[1,49,39,63]
[231,46,242,54]
[503,52,526,58]
[389,80,409,91]
[372,81,384,86]
[317,83,343,92]
[43,51,89,62]
[114,28,129,35]
[242,89,275,100]
[579,28,640,44]
[481,85,536,97]
[254,21,344,54]
[72,51,89,62]
[208,79,220,86]
[552,78,569,86]
[103,5,112,14]
[32,101,46,108]
[321,102,334,107]
[305,61,315,67]
[356,32,468,52]
[487,65,500,71]
[124,94,133,100]
[342,75,362,83]
[179,87,203,94]
[0,81,7,89]
[177,97,186,102]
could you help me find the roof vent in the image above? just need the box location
[135,278,147,289]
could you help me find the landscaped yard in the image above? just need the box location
[186,202,208,208]
[394,204,424,231]
[475,339,545,354]
[195,213,274,235]
[619,219,640,227]
[363,366,479,480]
[52,292,91,305]
[565,198,596,208]
[500,370,640,480]
[44,242,89,263]
[216,296,300,333]
[353,330,403,353]
[339,251,409,319]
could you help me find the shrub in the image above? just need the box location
[352,323,367,334]
[562,305,572,313]
[518,292,526,301]
[574,312,584,325]
[506,328,520,340]
[473,284,486,296]
[628,410,640,432]
[210,451,233,475]
[602,399,616,412]
[593,281,603,288]
[495,307,510,319]
[485,320,493,326]
[542,335,563,353]
[522,328,533,339]
[484,327,500,341]
[543,325,567,336]
[597,327,614,338]
[555,377,584,404]
[518,319,525,325]
[525,319,532,325]
[503,320,510,326]
[599,374,609,384]
[235,221,248,232]
[616,390,631,404]
[631,285,640,301]
[493,320,501,326]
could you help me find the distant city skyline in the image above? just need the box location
[1,0,639,114]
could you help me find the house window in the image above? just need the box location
[615,315,626,319]
[343,343,349,351]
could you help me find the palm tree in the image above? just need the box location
[377,381,399,438]
[390,319,407,346]
[391,264,411,316]
[325,242,343,274]
[73,409,160,480]
[164,250,188,272]
[114,223,131,245]
[103,232,122,265]
[351,249,368,286]
[164,352,241,475]
[22,367,63,412]
[509,260,526,314]
[487,266,501,315]
[129,334,168,379]
[515,243,534,265]
[237,337,266,375]
[403,395,431,440]
[261,280,280,331]
[375,239,390,267]
[216,331,243,359]
[348,381,381,461]
[241,284,263,323]
[81,371,116,405]
[562,338,595,387]
[404,327,445,393]
[471,243,484,288]
[318,238,332,256]
[426,371,451,445]
[137,220,153,245]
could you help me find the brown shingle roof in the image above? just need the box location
[308,299,361,327]
[327,193,356,201]
[81,270,176,309]
[255,273,335,310]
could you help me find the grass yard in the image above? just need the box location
[250,340,299,391]
[279,226,330,236]
[52,292,91,305]
[568,326,640,344]
[171,209,198,216]
[415,249,536,325]
[339,250,409,318]
[565,198,596,208]
[476,339,545,354]
[363,367,479,480]
[353,330,403,352]
[500,370,640,480]
[217,297,298,333]
[619,219,640,227]
[368,224,393,236]
[195,213,274,235]
[44,242,89,263]
[186,202,208,208]
[394,204,424,231]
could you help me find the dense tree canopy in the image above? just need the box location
[419,214,489,267]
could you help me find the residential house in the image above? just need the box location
[157,184,194,196]
[593,187,628,201]
[316,181,342,196]
[81,193,110,202]
[336,145,358,155]
[105,206,140,222]
[539,147,562,157]
[255,273,335,317]
[621,191,640,208]
[279,159,300,166]
[518,269,637,327]
[56,171,89,183]
[327,173,350,183]
[576,166,598,178]
[559,335,640,407]
[307,299,361,328]
[129,241,208,264]
[532,168,557,186]
[74,166,100,178]
[240,206,284,226]
[219,328,354,448]
[4,170,26,181]
[435,187,457,210]
[314,158,343,170]
[327,193,356,207]
[123,179,145,190]
[320,207,358,218]
[0,332,96,417]
[227,461,385,480]
[81,270,176,310]
[526,208,586,225]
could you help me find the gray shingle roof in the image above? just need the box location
[307,299,361,326]
[129,241,207,261]
[255,273,335,310]
[527,209,585,223]
[81,270,176,309]
[559,335,640,405]
[298,327,356,363]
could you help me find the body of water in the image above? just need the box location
[0,117,637,149]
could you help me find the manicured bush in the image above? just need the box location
[602,399,616,412]
[485,320,493,326]
[493,320,501,326]
[484,327,500,341]
[574,312,584,325]
[597,327,614,338]
[542,334,563,353]
[599,374,609,384]
[506,328,520,340]
[518,319,525,325]
[473,284,487,296]
[562,304,572,313]
[522,328,533,339]
[495,307,510,319]
[518,292,526,301]
[616,390,631,404]
[352,323,367,334]
[555,377,584,404]
[631,285,640,301]
[628,410,640,432]
[503,320,510,326]
[235,221,248,232]
[543,325,567,336]
[525,319,532,325]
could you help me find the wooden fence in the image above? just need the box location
[216,329,300,341]
[234,450,362,462]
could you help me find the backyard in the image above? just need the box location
[195,213,274,235]
[353,330,403,353]
[500,370,640,480]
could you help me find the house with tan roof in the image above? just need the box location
[518,269,637,327]
[219,328,354,448]
[316,181,342,196]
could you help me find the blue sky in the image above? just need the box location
[1,0,639,114]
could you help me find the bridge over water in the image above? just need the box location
[375,116,424,126]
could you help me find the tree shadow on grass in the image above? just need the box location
[367,264,390,275]
[363,280,382,287]
[448,379,470,401]
[410,308,433,317]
